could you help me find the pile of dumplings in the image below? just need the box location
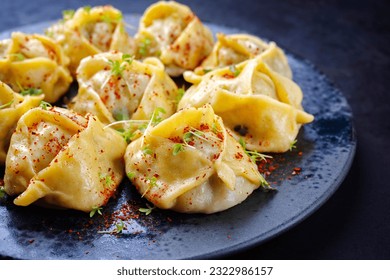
[0,1,314,214]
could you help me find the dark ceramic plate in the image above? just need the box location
[0,15,356,259]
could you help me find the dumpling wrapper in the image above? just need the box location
[46,5,135,76]
[125,105,269,214]
[0,81,43,164]
[197,33,292,79]
[135,1,214,76]
[69,52,178,125]
[4,107,126,212]
[0,32,72,103]
[179,57,314,152]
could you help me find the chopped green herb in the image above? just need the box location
[89,206,103,218]
[39,101,52,110]
[289,139,297,151]
[127,171,136,180]
[139,204,155,215]
[229,65,241,77]
[172,143,185,156]
[0,99,14,109]
[138,38,151,57]
[62,9,75,21]
[0,186,6,199]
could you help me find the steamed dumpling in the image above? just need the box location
[0,32,72,103]
[4,106,126,212]
[197,33,292,79]
[125,105,269,214]
[135,1,214,76]
[179,57,314,152]
[46,5,135,76]
[0,81,43,164]
[69,51,178,125]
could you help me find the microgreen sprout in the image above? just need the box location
[142,146,153,155]
[99,173,113,186]
[138,37,151,57]
[115,221,125,233]
[175,87,185,104]
[141,176,158,197]
[172,143,185,156]
[289,139,297,151]
[229,65,241,77]
[97,221,125,235]
[10,53,25,61]
[0,186,6,199]
[16,81,43,96]
[127,171,136,180]
[150,107,166,125]
[0,99,14,109]
[108,54,134,77]
[89,206,103,218]
[62,9,75,21]
[39,101,52,110]
[239,137,272,163]
[139,204,155,215]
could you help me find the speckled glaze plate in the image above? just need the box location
[0,15,356,259]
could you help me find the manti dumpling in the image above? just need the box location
[3,106,126,212]
[179,57,314,152]
[0,32,72,103]
[69,51,178,124]
[46,5,135,76]
[135,1,214,76]
[197,33,292,79]
[125,105,270,214]
[0,81,43,164]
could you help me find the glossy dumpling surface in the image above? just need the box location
[0,32,72,103]
[179,57,314,152]
[46,5,135,76]
[69,51,178,124]
[198,33,292,79]
[125,105,269,214]
[0,81,43,164]
[135,1,214,76]
[4,107,126,212]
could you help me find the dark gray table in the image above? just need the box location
[1,0,389,259]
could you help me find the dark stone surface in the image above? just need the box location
[0,0,389,259]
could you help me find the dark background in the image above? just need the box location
[1,0,389,259]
